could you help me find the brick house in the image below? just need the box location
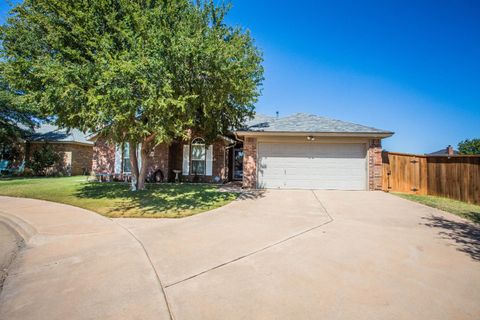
[91,113,393,190]
[25,124,93,175]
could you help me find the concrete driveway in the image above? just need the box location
[1,191,479,319]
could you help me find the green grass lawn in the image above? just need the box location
[394,193,480,224]
[0,176,237,218]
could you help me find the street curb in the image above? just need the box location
[0,211,37,244]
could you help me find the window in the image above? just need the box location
[123,143,131,173]
[191,138,206,175]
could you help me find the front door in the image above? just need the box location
[233,149,244,180]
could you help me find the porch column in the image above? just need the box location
[243,137,257,188]
[368,139,383,190]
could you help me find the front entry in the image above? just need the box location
[233,149,244,180]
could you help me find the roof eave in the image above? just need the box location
[234,131,394,139]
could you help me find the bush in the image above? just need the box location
[458,138,480,155]
[28,144,61,176]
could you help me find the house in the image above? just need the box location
[427,145,459,156]
[91,113,393,190]
[24,124,93,175]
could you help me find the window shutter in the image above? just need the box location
[182,144,190,175]
[137,143,142,172]
[206,145,213,176]
[114,144,122,174]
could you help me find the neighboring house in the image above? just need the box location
[91,113,394,190]
[427,145,459,156]
[25,124,93,175]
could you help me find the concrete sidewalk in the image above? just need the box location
[0,196,171,320]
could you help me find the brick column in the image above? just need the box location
[368,139,383,190]
[243,137,257,188]
[92,137,115,174]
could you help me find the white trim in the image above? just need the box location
[206,145,213,176]
[114,144,122,174]
[182,144,190,175]
[137,143,142,172]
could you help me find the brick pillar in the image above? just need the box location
[368,139,383,190]
[243,137,257,188]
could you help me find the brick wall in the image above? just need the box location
[27,142,93,175]
[242,137,257,188]
[144,143,170,180]
[173,139,227,183]
[368,139,383,190]
[92,137,227,183]
[92,137,115,174]
[92,138,171,179]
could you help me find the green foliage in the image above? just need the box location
[0,78,39,145]
[0,0,263,146]
[458,139,480,155]
[28,144,61,175]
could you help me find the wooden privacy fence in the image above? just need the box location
[382,152,480,204]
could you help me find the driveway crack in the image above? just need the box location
[165,190,333,288]
[114,221,175,320]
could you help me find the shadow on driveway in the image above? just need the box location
[421,215,480,261]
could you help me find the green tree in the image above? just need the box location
[458,139,480,155]
[0,78,39,149]
[1,0,263,190]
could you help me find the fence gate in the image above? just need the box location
[383,152,427,194]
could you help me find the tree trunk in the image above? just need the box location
[128,140,150,191]
[137,143,149,190]
[129,142,140,191]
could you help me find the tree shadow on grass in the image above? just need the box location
[75,182,237,217]
[421,215,480,261]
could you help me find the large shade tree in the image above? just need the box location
[0,75,41,160]
[0,78,38,145]
[1,0,263,189]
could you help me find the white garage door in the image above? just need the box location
[257,143,367,190]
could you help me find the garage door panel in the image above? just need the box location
[257,143,367,190]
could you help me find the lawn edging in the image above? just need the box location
[0,177,238,219]
[392,192,480,224]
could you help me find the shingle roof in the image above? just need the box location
[428,148,459,155]
[28,124,93,145]
[240,113,392,134]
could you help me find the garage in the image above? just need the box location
[257,142,367,190]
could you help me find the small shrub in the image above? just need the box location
[28,144,61,176]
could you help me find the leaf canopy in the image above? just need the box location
[1,0,263,145]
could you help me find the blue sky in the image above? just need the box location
[224,0,480,153]
[1,1,479,153]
